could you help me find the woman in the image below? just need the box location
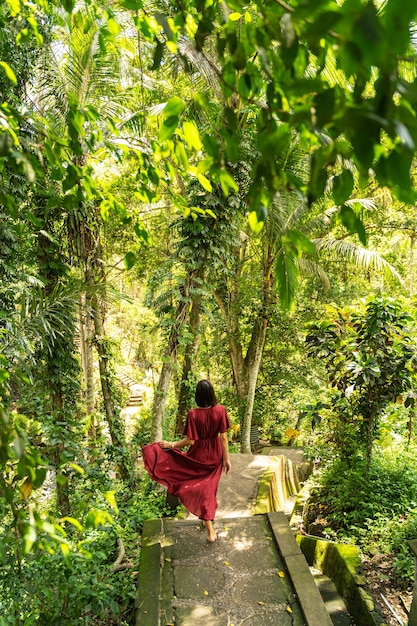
[142,380,231,542]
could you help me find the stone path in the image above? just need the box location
[185,448,306,521]
[137,513,333,626]
[136,450,354,626]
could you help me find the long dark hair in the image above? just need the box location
[195,379,217,407]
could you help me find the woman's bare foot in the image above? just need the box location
[203,520,217,543]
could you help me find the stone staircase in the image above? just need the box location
[135,452,356,626]
[136,512,334,626]
[119,373,144,406]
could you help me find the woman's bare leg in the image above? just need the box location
[203,520,216,542]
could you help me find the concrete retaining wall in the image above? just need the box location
[252,454,301,515]
[296,535,387,626]
[256,455,388,626]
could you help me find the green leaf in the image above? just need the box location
[275,246,299,311]
[159,115,178,141]
[6,0,21,17]
[339,205,367,245]
[248,205,267,234]
[151,40,164,70]
[0,132,14,156]
[32,467,47,489]
[196,173,212,192]
[183,121,202,150]
[120,0,143,8]
[282,230,316,258]
[105,491,119,514]
[124,251,136,270]
[61,0,76,13]
[62,516,83,531]
[175,141,189,168]
[60,543,71,559]
[13,434,25,458]
[68,462,85,475]
[333,170,354,205]
[163,97,185,119]
[106,17,120,36]
[385,149,414,198]
[314,89,335,127]
[85,509,113,529]
[203,133,220,159]
[219,170,238,196]
[134,222,151,243]
[0,62,17,84]
[221,62,236,98]
[23,525,37,554]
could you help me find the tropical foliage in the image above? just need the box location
[1,0,417,622]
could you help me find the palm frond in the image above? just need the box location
[297,257,331,289]
[176,37,222,97]
[313,238,404,284]
[304,206,339,234]
[345,197,378,212]
[1,283,80,355]
[275,246,299,310]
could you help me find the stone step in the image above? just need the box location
[310,568,355,626]
[135,512,334,626]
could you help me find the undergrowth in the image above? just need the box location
[307,446,417,586]
[0,470,177,625]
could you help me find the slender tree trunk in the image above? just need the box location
[213,291,248,399]
[366,404,378,469]
[151,298,190,442]
[240,317,268,453]
[72,205,136,486]
[79,295,95,416]
[79,297,97,457]
[175,296,202,434]
[36,223,76,516]
[50,384,70,516]
[215,241,274,453]
[89,282,135,486]
[151,360,174,442]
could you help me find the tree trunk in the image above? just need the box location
[366,404,378,469]
[79,297,97,457]
[150,297,190,442]
[89,284,135,486]
[79,296,95,416]
[215,242,274,453]
[50,384,70,516]
[213,291,248,400]
[175,296,202,434]
[75,211,136,487]
[151,360,174,442]
[240,316,268,453]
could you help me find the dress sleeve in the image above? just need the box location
[183,410,199,440]
[219,406,231,433]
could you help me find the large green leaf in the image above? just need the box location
[275,244,299,311]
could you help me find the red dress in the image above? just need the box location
[142,405,230,521]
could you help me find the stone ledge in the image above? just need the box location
[135,519,163,626]
[267,511,333,626]
[256,461,388,626]
[296,534,387,626]
[252,454,301,515]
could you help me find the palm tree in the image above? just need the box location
[212,136,402,453]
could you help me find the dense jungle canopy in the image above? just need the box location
[1,0,417,623]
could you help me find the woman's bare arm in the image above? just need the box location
[159,437,195,449]
[219,432,231,474]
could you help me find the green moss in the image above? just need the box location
[253,470,274,514]
[296,535,387,626]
